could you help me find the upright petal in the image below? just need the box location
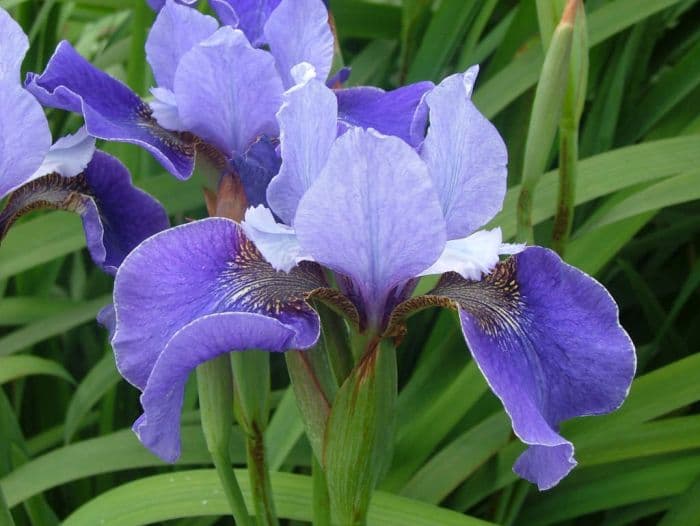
[25,42,195,179]
[112,218,322,390]
[295,128,446,327]
[210,0,280,45]
[420,67,507,239]
[267,64,337,224]
[335,82,433,147]
[264,0,333,87]
[147,0,198,11]
[0,81,51,198]
[0,8,28,81]
[174,27,283,155]
[145,1,219,90]
[427,247,636,489]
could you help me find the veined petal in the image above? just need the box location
[30,127,95,180]
[0,8,28,81]
[211,0,280,45]
[419,228,504,281]
[146,1,219,90]
[336,82,433,147]
[0,151,169,275]
[295,128,446,326]
[420,67,507,239]
[233,136,281,208]
[112,218,322,390]
[427,247,636,489]
[25,42,195,179]
[264,0,333,88]
[135,312,295,462]
[0,81,51,198]
[267,64,336,224]
[174,27,283,155]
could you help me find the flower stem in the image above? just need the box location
[197,355,252,526]
[312,455,332,526]
[551,127,578,255]
[245,430,279,526]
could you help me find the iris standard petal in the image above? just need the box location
[429,247,636,489]
[25,42,195,179]
[112,218,322,389]
[147,0,198,11]
[211,0,280,45]
[295,128,446,326]
[420,67,507,239]
[0,81,52,198]
[264,0,333,88]
[0,7,29,81]
[145,1,218,90]
[174,27,283,156]
[267,64,336,224]
[134,312,295,462]
[335,82,433,147]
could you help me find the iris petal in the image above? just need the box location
[0,7,29,81]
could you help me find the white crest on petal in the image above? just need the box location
[31,127,96,179]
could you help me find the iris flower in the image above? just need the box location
[111,64,635,490]
[25,0,431,209]
[0,8,168,274]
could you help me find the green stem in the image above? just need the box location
[312,456,332,526]
[0,486,15,526]
[197,356,252,526]
[516,184,536,244]
[245,430,279,526]
[551,127,578,255]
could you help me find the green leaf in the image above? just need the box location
[658,475,700,526]
[0,356,73,385]
[265,388,304,472]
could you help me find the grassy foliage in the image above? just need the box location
[1,0,699,524]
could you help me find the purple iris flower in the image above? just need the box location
[111,64,635,490]
[24,0,431,208]
[0,8,168,275]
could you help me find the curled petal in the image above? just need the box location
[112,218,323,390]
[0,7,29,81]
[25,42,195,179]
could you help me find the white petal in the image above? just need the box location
[420,228,505,280]
[31,127,96,179]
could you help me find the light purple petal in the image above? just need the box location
[267,64,337,224]
[149,87,185,130]
[295,128,446,327]
[146,1,219,90]
[432,247,636,489]
[135,312,295,461]
[264,0,333,88]
[31,127,95,180]
[112,218,322,389]
[335,81,433,147]
[0,8,28,81]
[147,0,198,11]
[174,27,283,155]
[420,67,507,239]
[25,41,195,179]
[211,0,280,45]
[0,81,51,199]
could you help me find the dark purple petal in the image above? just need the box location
[147,0,198,11]
[264,0,333,88]
[134,312,296,461]
[173,27,283,156]
[112,218,322,390]
[295,128,446,327]
[210,0,281,45]
[335,81,433,147]
[0,7,29,81]
[146,0,218,90]
[326,67,351,88]
[25,41,195,179]
[420,68,507,239]
[431,247,635,489]
[233,136,281,208]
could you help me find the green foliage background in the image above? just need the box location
[1,0,699,524]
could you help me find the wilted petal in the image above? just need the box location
[233,136,280,208]
[430,247,636,489]
[0,8,28,81]
[25,42,195,179]
[31,127,95,180]
[135,312,295,461]
[0,81,51,198]
[419,228,504,281]
[264,0,333,88]
[295,128,446,326]
[174,27,283,155]
[112,218,322,389]
[267,64,336,224]
[335,82,433,146]
[146,1,218,90]
[420,67,507,239]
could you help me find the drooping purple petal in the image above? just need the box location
[295,128,446,327]
[430,247,636,489]
[420,67,507,239]
[25,41,195,179]
[112,218,322,390]
[233,136,281,208]
[264,0,333,88]
[145,1,218,90]
[335,81,433,147]
[135,312,295,462]
[267,64,336,224]
[0,7,29,81]
[210,0,280,45]
[173,27,283,156]
[0,81,51,198]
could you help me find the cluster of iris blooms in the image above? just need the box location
[0,0,636,523]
